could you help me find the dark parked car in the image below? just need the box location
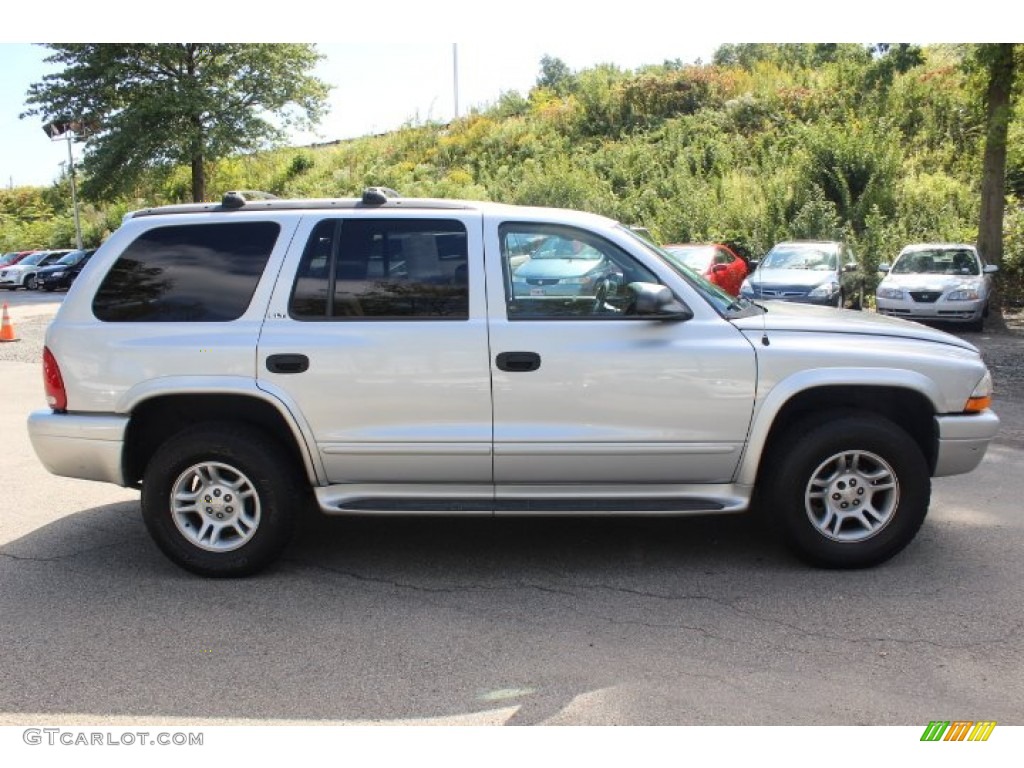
[34,249,96,292]
[740,241,865,309]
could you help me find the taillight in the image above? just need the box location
[42,346,67,412]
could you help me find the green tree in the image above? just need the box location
[536,55,576,95]
[23,44,330,203]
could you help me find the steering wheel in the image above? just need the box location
[591,279,610,314]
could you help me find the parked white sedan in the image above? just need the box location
[875,244,998,331]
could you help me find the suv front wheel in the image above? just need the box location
[765,414,930,568]
[141,423,300,577]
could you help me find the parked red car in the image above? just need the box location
[661,243,748,296]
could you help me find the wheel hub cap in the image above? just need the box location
[805,450,899,542]
[170,462,261,552]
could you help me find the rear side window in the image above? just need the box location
[92,222,279,322]
[290,218,468,320]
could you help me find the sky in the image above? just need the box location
[0,1,1002,190]
[0,40,718,189]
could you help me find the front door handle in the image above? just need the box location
[266,354,309,374]
[496,351,541,372]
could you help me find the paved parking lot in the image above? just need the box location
[2,294,1022,725]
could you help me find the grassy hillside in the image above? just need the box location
[4,43,1023,302]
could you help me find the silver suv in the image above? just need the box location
[28,190,999,576]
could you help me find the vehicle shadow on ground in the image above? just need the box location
[0,500,1008,725]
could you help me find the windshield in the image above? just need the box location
[20,252,50,266]
[892,249,980,276]
[617,226,760,318]
[531,236,603,260]
[761,245,837,271]
[663,245,716,271]
[56,250,86,266]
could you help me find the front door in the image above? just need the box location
[485,220,756,488]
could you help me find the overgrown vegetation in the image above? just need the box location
[4,43,1023,304]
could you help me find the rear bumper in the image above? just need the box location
[933,410,1000,476]
[27,410,129,486]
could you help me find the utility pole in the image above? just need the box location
[43,120,85,250]
[453,43,459,119]
[65,132,83,250]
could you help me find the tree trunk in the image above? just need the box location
[191,151,205,203]
[978,44,1015,272]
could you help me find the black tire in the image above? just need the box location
[24,275,37,290]
[764,413,930,568]
[141,422,302,577]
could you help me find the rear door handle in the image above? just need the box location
[266,354,309,374]
[496,351,541,372]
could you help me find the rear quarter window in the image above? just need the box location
[92,222,280,322]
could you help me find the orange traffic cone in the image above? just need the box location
[0,302,18,342]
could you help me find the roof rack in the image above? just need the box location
[126,187,473,219]
[361,187,400,205]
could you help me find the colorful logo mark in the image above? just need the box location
[920,721,997,742]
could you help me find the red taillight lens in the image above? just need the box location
[42,346,67,412]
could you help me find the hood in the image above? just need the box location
[514,258,605,280]
[35,264,69,275]
[731,300,978,352]
[748,267,836,288]
[880,274,982,291]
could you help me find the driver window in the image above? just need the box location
[499,223,659,319]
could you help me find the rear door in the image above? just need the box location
[258,209,493,485]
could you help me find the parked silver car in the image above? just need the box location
[876,244,998,331]
[510,233,621,305]
[28,190,999,576]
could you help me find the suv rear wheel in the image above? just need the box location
[765,414,930,568]
[141,423,300,577]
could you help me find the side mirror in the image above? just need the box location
[984,264,999,274]
[712,264,728,274]
[747,259,760,271]
[877,263,891,274]
[626,283,693,320]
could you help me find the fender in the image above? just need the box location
[735,367,944,486]
[117,375,326,485]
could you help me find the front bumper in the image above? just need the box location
[877,297,985,323]
[27,410,129,486]
[742,287,837,306]
[933,410,1000,477]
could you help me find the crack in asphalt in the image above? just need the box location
[284,558,1024,651]
[0,542,125,563]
